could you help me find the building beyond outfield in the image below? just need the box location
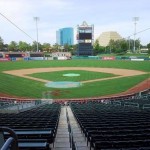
[97,31,122,47]
[56,27,74,46]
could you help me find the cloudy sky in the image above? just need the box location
[0,0,150,45]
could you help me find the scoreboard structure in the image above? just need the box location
[77,21,94,56]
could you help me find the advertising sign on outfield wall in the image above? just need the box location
[30,57,44,60]
[102,56,115,60]
[131,58,144,61]
[0,58,10,61]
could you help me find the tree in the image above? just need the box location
[0,36,4,50]
[118,39,128,53]
[108,39,129,54]
[18,41,31,51]
[31,41,42,51]
[31,41,37,51]
[3,44,9,51]
[93,39,100,55]
[127,38,141,52]
[42,43,51,52]
[147,43,150,54]
[8,41,18,51]
[93,39,105,55]
[71,44,78,55]
[109,39,116,53]
[63,44,69,52]
[52,43,60,52]
[147,43,150,49]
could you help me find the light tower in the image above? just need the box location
[132,17,139,52]
[33,17,39,52]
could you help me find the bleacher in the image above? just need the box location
[0,92,150,149]
[70,97,150,150]
[111,93,150,109]
[0,103,61,150]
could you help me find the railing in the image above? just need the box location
[143,104,150,109]
[124,102,139,108]
[0,99,51,113]
[0,127,18,150]
[111,100,121,106]
[66,107,78,150]
[1,137,15,150]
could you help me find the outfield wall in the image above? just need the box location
[72,56,150,61]
[0,55,150,62]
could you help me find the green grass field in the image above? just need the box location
[0,60,149,99]
[29,70,117,82]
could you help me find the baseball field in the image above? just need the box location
[0,59,149,100]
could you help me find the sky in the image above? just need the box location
[0,0,150,46]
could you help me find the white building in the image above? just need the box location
[52,52,71,60]
[97,31,122,47]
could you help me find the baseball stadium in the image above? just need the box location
[0,8,150,150]
[0,55,150,150]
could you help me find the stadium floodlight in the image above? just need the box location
[33,17,39,52]
[132,17,139,52]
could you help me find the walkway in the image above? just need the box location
[51,106,91,150]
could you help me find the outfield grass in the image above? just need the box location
[0,60,149,99]
[0,59,149,71]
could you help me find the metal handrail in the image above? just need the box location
[0,127,18,150]
[74,141,78,150]
[66,107,78,150]
[1,137,14,150]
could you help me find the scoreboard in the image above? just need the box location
[79,33,92,40]
[77,22,94,56]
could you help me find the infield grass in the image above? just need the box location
[29,70,117,82]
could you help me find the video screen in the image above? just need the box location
[30,53,44,57]
[79,33,92,39]
[9,54,23,57]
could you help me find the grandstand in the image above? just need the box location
[0,4,150,149]
[0,90,150,149]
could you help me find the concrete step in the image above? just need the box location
[57,128,68,132]
[57,131,69,134]
[76,147,91,150]
[58,123,68,125]
[72,127,81,131]
[59,116,67,118]
[55,137,70,142]
[51,148,72,150]
[74,136,86,142]
[58,122,68,126]
[56,133,69,138]
[72,131,82,134]
[58,121,67,124]
[73,133,85,138]
[76,141,87,147]
[71,124,79,127]
[54,142,70,148]
[58,124,68,126]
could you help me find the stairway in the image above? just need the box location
[51,106,71,150]
[67,106,91,150]
[51,105,91,150]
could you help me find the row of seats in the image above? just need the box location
[110,94,150,109]
[0,103,61,150]
[70,101,150,150]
